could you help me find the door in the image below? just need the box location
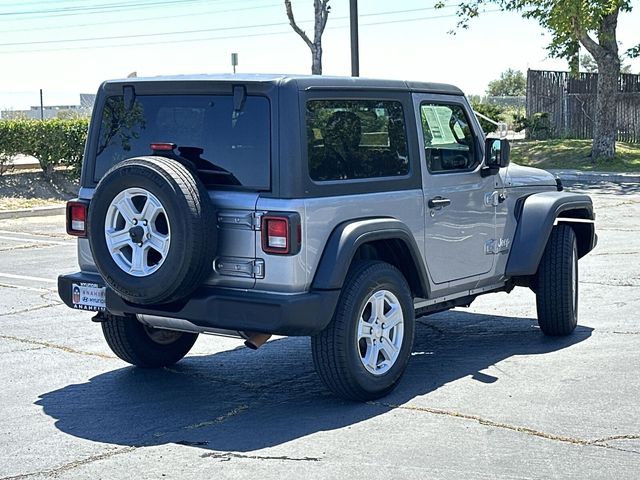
[414,95,497,286]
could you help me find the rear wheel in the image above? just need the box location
[102,314,198,368]
[312,261,415,401]
[536,225,579,336]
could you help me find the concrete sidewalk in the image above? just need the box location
[0,205,65,220]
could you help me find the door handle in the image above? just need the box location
[428,197,451,209]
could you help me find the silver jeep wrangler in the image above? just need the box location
[58,74,596,401]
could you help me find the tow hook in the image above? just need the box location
[243,332,272,350]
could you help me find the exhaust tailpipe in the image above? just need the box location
[243,332,272,350]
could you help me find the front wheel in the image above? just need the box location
[536,225,579,336]
[312,261,415,401]
[102,314,198,368]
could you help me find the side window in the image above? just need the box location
[306,100,410,181]
[420,103,477,173]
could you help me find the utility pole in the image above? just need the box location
[39,89,44,120]
[350,0,359,77]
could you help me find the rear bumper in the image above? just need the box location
[58,272,340,336]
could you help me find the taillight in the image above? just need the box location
[150,142,176,152]
[261,213,301,255]
[66,200,89,237]
[267,218,288,250]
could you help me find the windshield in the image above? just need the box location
[93,94,271,189]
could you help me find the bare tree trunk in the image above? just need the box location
[579,10,620,159]
[592,56,619,158]
[312,44,323,74]
[284,0,330,75]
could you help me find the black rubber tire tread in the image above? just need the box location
[311,261,415,402]
[88,156,216,305]
[102,314,198,368]
[536,225,578,336]
[147,156,212,302]
[119,156,212,303]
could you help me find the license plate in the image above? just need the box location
[71,282,106,311]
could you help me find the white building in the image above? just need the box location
[1,94,96,120]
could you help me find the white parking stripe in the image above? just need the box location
[0,229,67,236]
[0,282,54,293]
[0,235,70,245]
[0,273,57,284]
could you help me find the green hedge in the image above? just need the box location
[0,118,89,178]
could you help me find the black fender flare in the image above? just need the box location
[311,218,430,297]
[506,191,595,277]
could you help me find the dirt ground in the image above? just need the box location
[0,170,79,210]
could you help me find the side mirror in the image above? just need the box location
[481,138,510,176]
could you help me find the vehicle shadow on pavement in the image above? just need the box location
[36,310,592,452]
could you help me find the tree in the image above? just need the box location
[438,0,639,159]
[284,0,331,75]
[580,53,633,73]
[486,69,526,96]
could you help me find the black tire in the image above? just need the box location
[88,156,216,305]
[311,261,415,401]
[102,314,198,368]
[536,225,579,336]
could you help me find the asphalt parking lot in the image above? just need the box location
[0,182,639,479]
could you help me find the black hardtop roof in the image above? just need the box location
[103,73,464,96]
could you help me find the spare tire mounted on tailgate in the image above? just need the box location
[88,156,216,305]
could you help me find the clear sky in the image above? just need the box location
[0,0,638,110]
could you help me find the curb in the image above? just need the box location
[548,169,640,184]
[0,205,65,220]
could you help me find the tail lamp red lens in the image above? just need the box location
[261,213,301,255]
[263,217,289,253]
[66,200,89,237]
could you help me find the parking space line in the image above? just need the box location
[0,235,70,245]
[0,272,57,284]
[0,282,54,293]
[0,229,68,237]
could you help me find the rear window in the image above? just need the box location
[94,94,271,189]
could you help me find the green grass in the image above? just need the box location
[510,139,640,172]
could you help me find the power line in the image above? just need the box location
[0,21,291,47]
[0,5,458,46]
[0,0,226,16]
[0,2,282,33]
[0,10,501,55]
[0,0,454,24]
[0,0,102,6]
[0,0,263,21]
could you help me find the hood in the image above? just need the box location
[503,163,557,188]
